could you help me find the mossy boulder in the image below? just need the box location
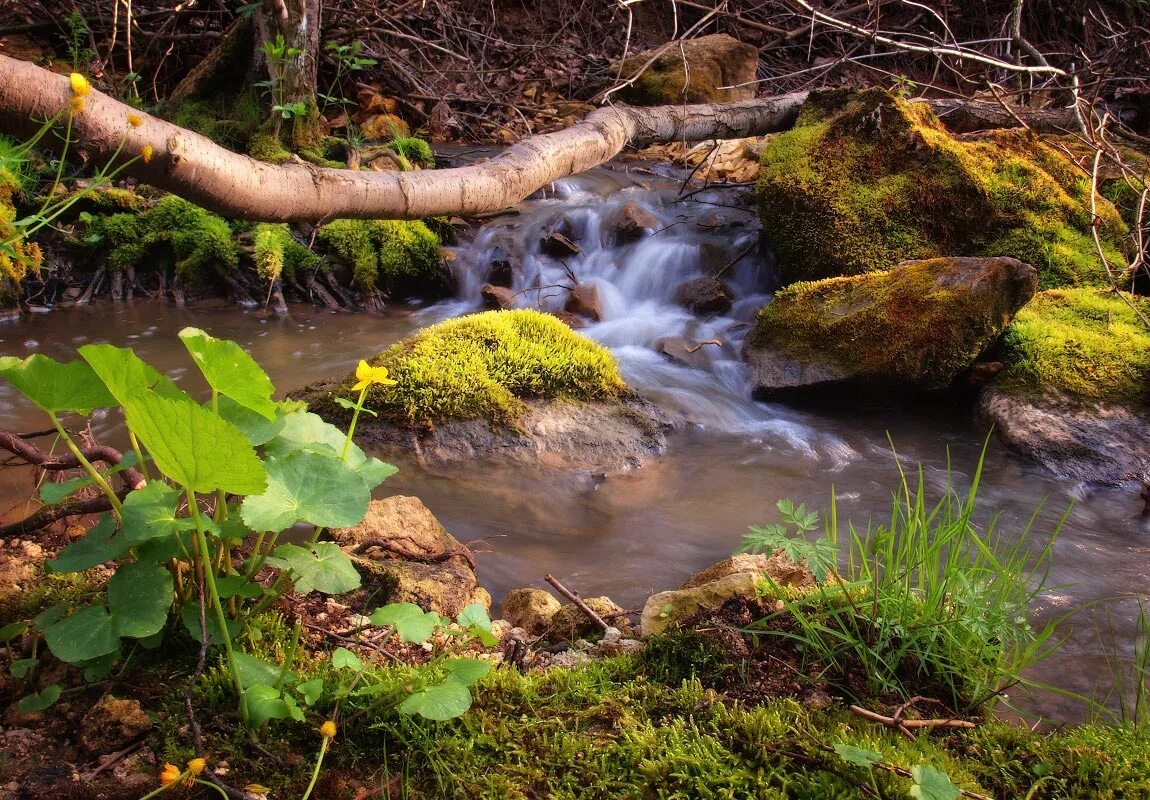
[298,310,667,473]
[613,34,758,106]
[0,139,41,306]
[744,256,1037,399]
[317,218,443,295]
[981,288,1150,484]
[757,88,1128,289]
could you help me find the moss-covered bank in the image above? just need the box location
[313,309,627,427]
[757,89,1128,289]
[0,137,42,305]
[997,288,1150,403]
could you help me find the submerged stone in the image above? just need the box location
[744,256,1037,400]
[757,88,1128,289]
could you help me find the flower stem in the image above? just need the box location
[50,414,123,518]
[300,736,331,800]
[340,386,369,461]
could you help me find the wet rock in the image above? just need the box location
[674,276,733,315]
[501,588,562,636]
[744,256,1037,400]
[641,553,819,637]
[549,310,586,329]
[614,34,758,105]
[540,231,581,258]
[79,697,152,756]
[980,389,1150,486]
[333,496,480,617]
[565,283,603,321]
[487,257,518,288]
[481,283,516,310]
[654,336,714,370]
[550,596,630,638]
[611,202,659,245]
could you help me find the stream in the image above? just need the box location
[1,162,1147,723]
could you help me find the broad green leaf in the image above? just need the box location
[909,765,961,800]
[135,531,191,563]
[443,658,490,687]
[267,542,361,595]
[242,684,303,728]
[82,651,119,681]
[0,621,28,642]
[397,680,472,720]
[77,343,183,405]
[0,354,115,414]
[119,481,196,547]
[332,647,363,671]
[9,658,38,678]
[234,652,294,690]
[123,392,267,495]
[265,409,395,487]
[18,684,61,713]
[355,456,398,489]
[108,561,173,638]
[179,327,278,420]
[215,574,263,600]
[216,395,286,446]
[297,678,325,705]
[47,515,128,573]
[833,744,882,768]
[33,602,67,629]
[181,601,240,644]
[241,450,370,533]
[370,602,442,643]
[457,603,492,632]
[43,604,120,663]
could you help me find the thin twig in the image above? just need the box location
[544,573,609,631]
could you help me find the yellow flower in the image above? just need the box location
[141,145,154,164]
[127,113,143,128]
[69,96,85,114]
[160,763,181,785]
[70,72,91,96]
[351,360,397,392]
[186,757,206,776]
[319,720,337,739]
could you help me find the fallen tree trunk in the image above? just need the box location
[0,55,1081,223]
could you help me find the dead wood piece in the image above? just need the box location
[351,536,477,570]
[544,572,609,631]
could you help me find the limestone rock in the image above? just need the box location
[744,256,1037,399]
[79,697,152,756]
[980,388,1150,486]
[565,283,603,321]
[500,588,562,636]
[641,554,819,637]
[334,496,479,617]
[481,283,516,310]
[550,596,629,638]
[614,34,758,105]
[674,276,733,315]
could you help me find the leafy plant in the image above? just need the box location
[319,41,377,113]
[744,442,1063,710]
[833,743,962,799]
[0,329,397,727]
[739,498,837,582]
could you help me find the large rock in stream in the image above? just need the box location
[744,256,1037,400]
[980,288,1150,486]
[756,88,1129,289]
[297,309,669,474]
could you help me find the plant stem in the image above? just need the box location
[340,386,369,461]
[49,414,123,517]
[300,737,331,800]
[186,487,248,725]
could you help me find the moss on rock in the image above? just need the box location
[252,223,322,282]
[317,218,440,292]
[614,34,758,105]
[319,309,626,427]
[0,138,41,304]
[744,256,1038,396]
[997,288,1150,403]
[87,195,238,279]
[757,88,1128,289]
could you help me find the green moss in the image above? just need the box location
[252,223,322,282]
[998,288,1150,402]
[747,257,1033,389]
[247,132,293,165]
[318,309,626,427]
[758,89,1129,289]
[0,138,41,299]
[317,218,440,291]
[168,96,263,151]
[388,136,435,169]
[86,195,238,278]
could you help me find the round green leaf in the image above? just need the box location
[398,680,473,721]
[43,604,120,664]
[267,542,361,595]
[241,450,369,533]
[108,562,173,639]
[18,684,62,713]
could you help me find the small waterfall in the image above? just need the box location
[430,166,857,468]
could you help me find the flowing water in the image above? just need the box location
[1,162,1147,723]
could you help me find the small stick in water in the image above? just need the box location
[544,573,609,631]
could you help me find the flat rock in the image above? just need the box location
[980,388,1150,486]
